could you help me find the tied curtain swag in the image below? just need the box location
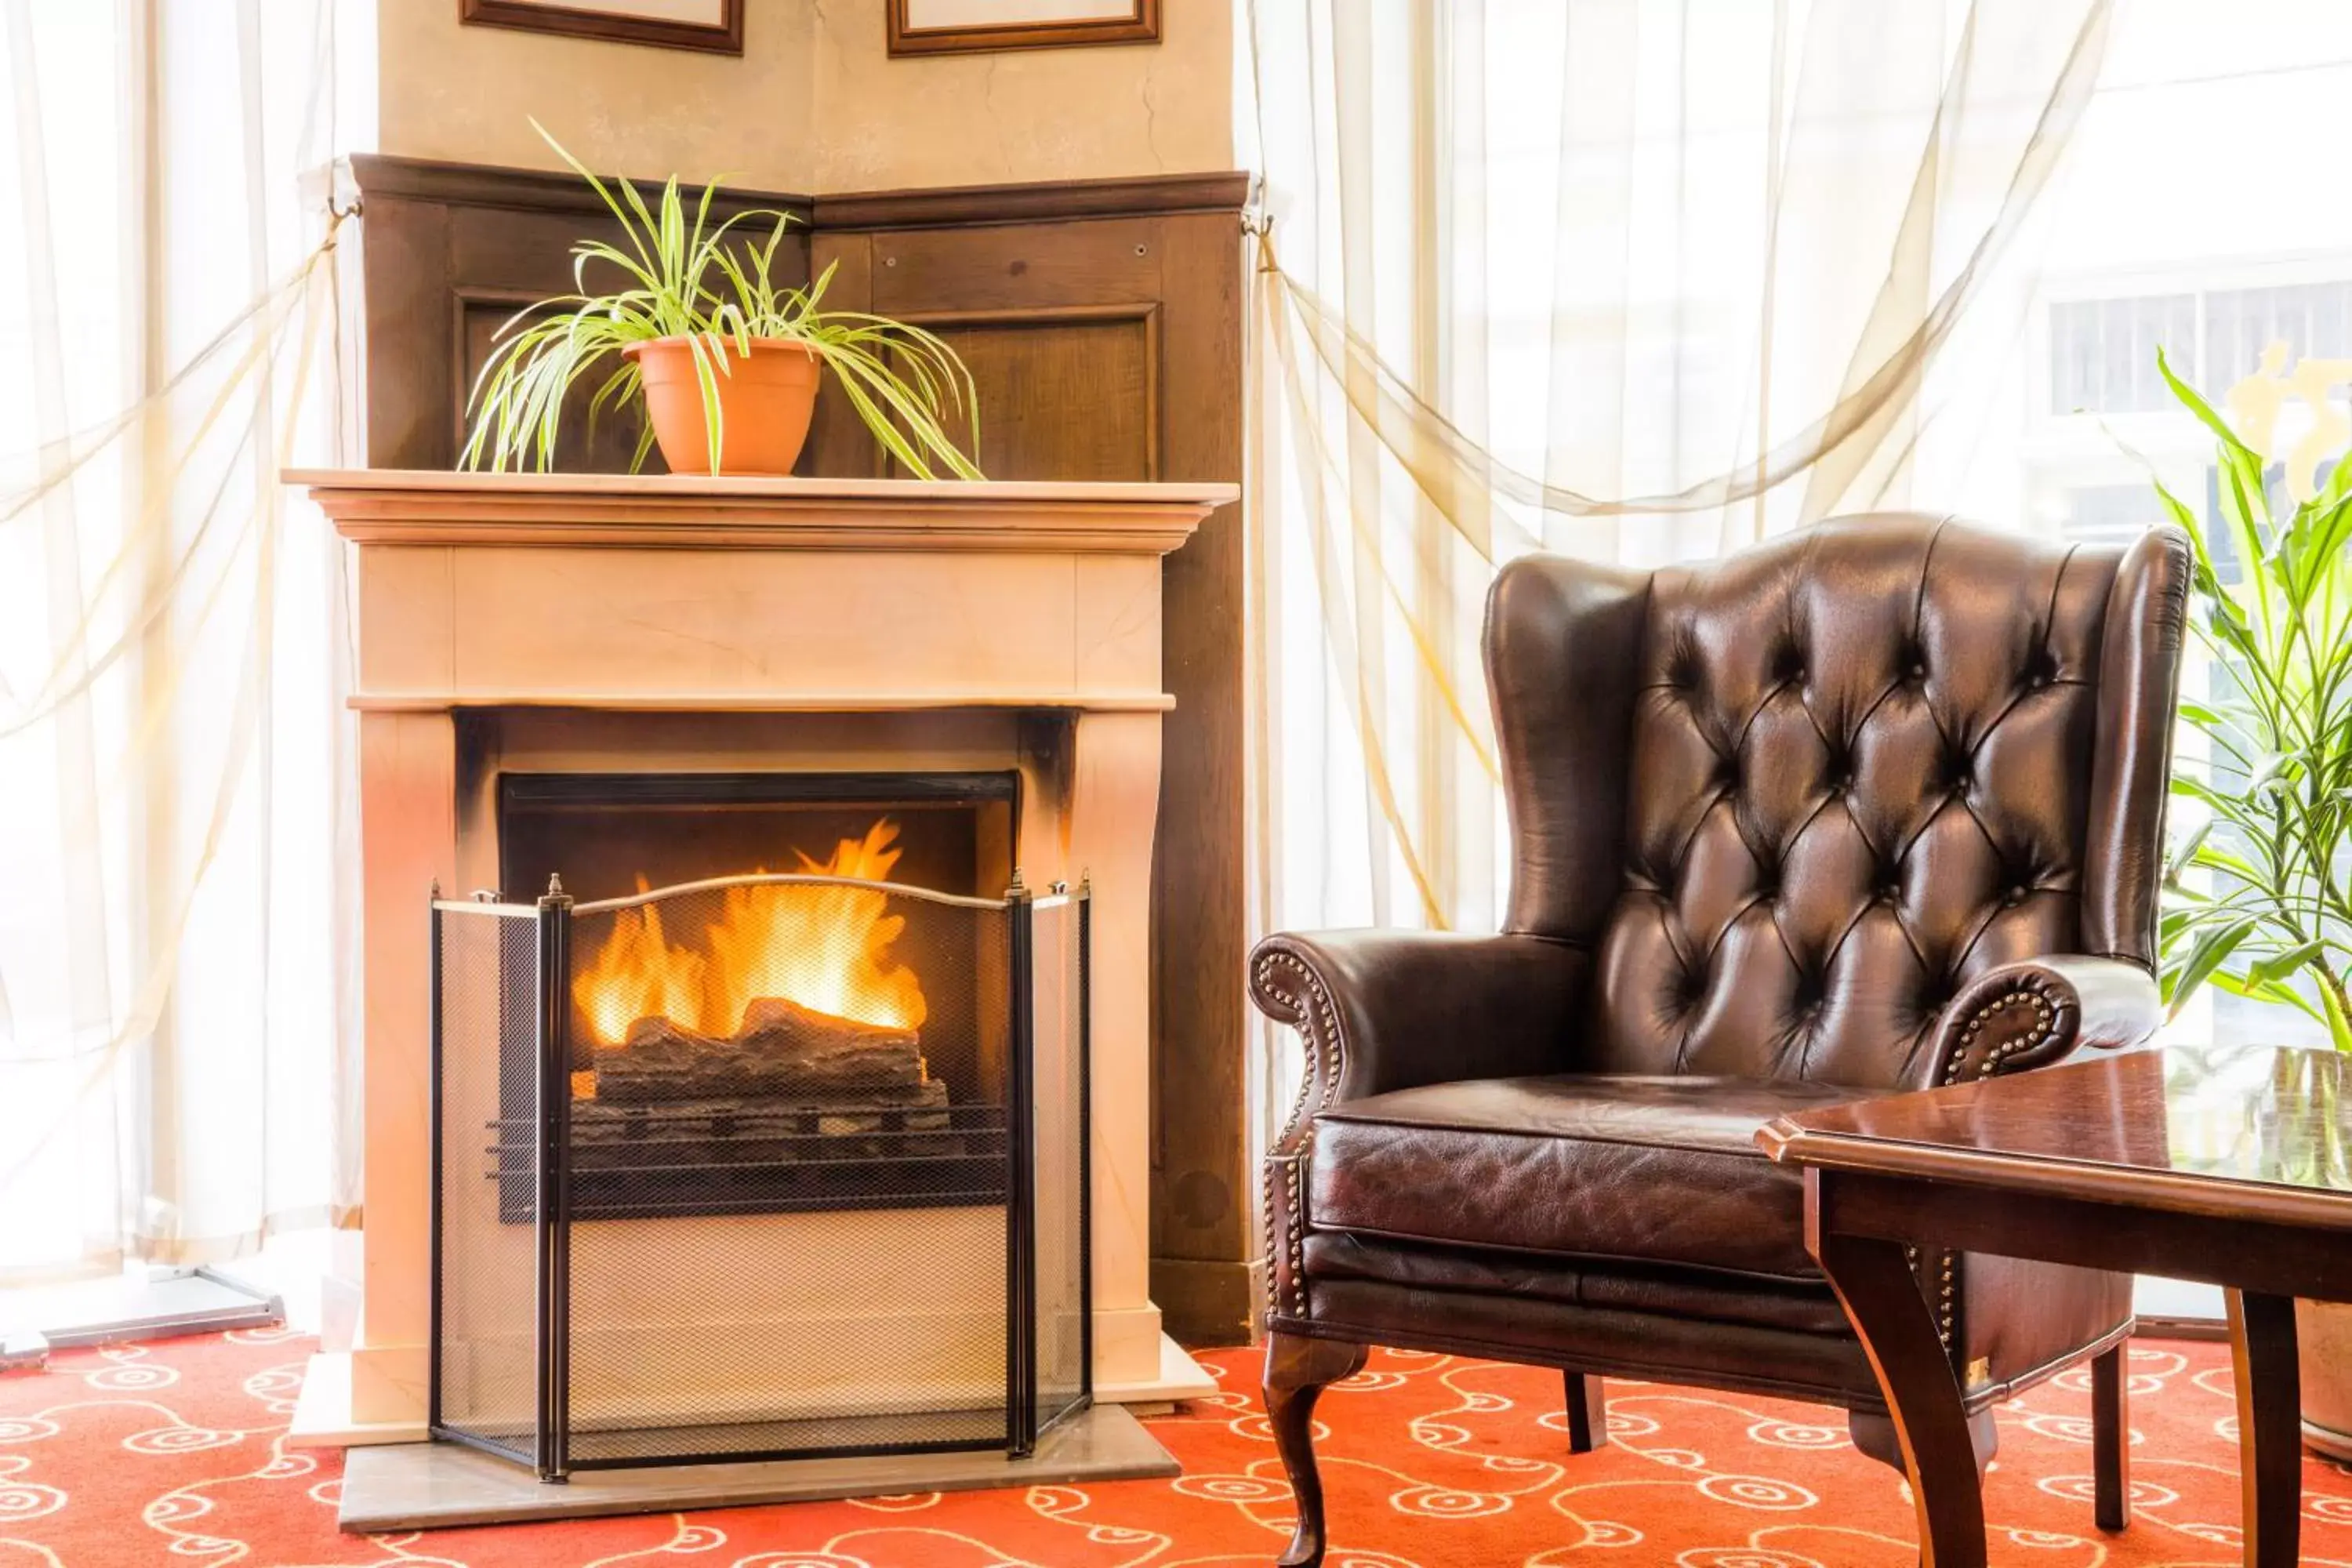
[1240,0,2114,1151]
[0,0,357,1283]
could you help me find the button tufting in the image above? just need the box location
[1908,661,1927,680]
[2004,884,2027,906]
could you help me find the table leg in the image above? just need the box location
[2227,1289,2301,1568]
[2091,1344,2129,1532]
[1813,1225,1987,1568]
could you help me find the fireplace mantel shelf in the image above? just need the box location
[292,469,1236,554]
[349,689,1178,713]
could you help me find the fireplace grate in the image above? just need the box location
[488,1099,1012,1221]
[428,871,1091,1480]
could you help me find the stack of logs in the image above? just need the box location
[575,998,951,1154]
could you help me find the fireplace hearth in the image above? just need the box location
[430,866,1091,1479]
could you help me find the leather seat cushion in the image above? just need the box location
[1301,1232,1853,1335]
[1310,1073,1892,1280]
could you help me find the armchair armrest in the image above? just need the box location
[1249,930,1586,1145]
[1913,953,2161,1091]
[1251,929,1584,1324]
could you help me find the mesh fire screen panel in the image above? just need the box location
[429,873,1091,1479]
[1029,892,1091,1435]
[431,898,547,1466]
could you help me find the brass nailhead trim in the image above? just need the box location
[1253,951,1345,1321]
[1939,982,2055,1087]
[1260,1161,1281,1316]
[1254,953,1342,1136]
[1929,975,2060,1352]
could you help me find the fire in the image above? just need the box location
[572,818,929,1047]
[577,891,709,1047]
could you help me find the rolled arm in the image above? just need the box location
[1250,929,1587,1148]
[1910,955,2159,1387]
[1251,928,1584,1326]
[1913,953,2161,1091]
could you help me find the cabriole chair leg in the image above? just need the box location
[1264,1330,1370,1568]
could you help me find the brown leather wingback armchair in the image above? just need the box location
[1249,514,2191,1566]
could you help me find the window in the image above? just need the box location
[2049,279,2352,416]
[2049,294,2195,413]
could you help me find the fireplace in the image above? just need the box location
[491,771,1019,1221]
[430,850,1090,1477]
[294,470,1232,1497]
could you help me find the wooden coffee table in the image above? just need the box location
[1759,1042,2352,1568]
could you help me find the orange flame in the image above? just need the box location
[577,889,709,1047]
[572,818,928,1047]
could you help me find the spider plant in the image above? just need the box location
[461,124,981,479]
[2153,348,2352,1049]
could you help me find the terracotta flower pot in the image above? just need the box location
[624,335,821,476]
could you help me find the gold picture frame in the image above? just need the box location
[459,0,745,56]
[886,0,1160,58]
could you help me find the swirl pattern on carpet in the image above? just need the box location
[1,1331,2348,1565]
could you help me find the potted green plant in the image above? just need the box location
[2151,347,2352,1454]
[462,125,981,479]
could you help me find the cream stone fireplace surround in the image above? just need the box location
[290,469,1234,1446]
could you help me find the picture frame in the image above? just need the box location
[886,0,1160,58]
[458,0,745,56]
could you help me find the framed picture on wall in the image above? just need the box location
[459,0,745,56]
[886,0,1161,57]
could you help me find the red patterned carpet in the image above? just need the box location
[4,1331,2351,1566]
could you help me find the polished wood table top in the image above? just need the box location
[1759,1041,2352,1225]
[1759,1041,2352,1568]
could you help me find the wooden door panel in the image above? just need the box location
[838,313,1156,481]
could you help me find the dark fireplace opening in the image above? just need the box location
[489,770,1022,1223]
[495,769,1019,906]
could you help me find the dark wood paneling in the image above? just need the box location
[1147,202,1251,1347]
[349,156,1255,1346]
[349,152,812,224]
[455,293,643,473]
[813,172,1250,231]
[898,310,1156,482]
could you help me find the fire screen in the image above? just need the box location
[429,869,1091,1480]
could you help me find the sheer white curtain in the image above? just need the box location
[0,0,360,1283]
[1240,0,2116,1148]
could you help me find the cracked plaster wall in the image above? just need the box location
[376,0,1232,194]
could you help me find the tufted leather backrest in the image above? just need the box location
[1489,514,2190,1091]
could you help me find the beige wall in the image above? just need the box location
[374,0,1232,194]
[375,1,820,191]
[809,0,1231,190]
